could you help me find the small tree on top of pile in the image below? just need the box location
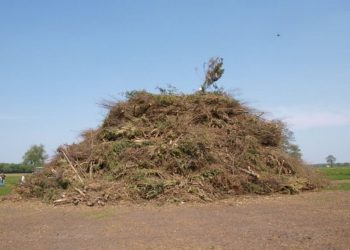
[200,57,225,93]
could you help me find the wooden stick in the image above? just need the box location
[74,187,86,197]
[60,148,84,184]
[89,162,93,180]
[278,160,285,176]
[238,167,260,179]
[53,198,70,206]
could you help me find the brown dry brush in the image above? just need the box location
[16,91,326,206]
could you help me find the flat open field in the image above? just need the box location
[1,169,349,249]
[0,174,24,196]
[318,166,350,190]
[0,190,349,250]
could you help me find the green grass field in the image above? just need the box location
[318,166,350,191]
[327,182,350,191]
[0,174,25,196]
[318,166,350,180]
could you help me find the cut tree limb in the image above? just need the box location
[238,166,260,179]
[53,198,70,206]
[60,148,84,184]
[74,187,86,197]
[89,162,93,179]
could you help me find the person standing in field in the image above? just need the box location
[0,173,5,185]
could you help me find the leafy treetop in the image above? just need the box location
[326,155,336,166]
[22,144,48,169]
[200,57,224,93]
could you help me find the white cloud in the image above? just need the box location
[285,112,350,129]
[264,106,350,130]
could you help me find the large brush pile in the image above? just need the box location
[17,91,324,205]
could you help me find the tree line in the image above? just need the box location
[313,162,350,168]
[0,144,47,173]
[0,163,34,173]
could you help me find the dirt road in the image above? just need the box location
[0,191,349,250]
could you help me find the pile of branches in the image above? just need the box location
[17,91,325,206]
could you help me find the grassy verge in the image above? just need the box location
[0,174,27,196]
[317,166,350,191]
[327,182,350,191]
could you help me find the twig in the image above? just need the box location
[278,160,285,175]
[74,187,86,197]
[238,166,260,179]
[53,198,70,206]
[255,111,265,118]
[230,157,235,174]
[89,162,93,179]
[60,148,84,184]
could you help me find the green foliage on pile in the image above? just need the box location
[17,90,325,205]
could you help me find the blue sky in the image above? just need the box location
[0,0,349,164]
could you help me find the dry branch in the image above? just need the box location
[238,167,260,179]
[53,198,70,206]
[74,187,86,197]
[60,147,84,184]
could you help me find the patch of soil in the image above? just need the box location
[0,191,349,249]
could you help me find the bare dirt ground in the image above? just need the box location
[0,191,349,250]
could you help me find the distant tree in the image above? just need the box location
[287,144,302,159]
[22,145,48,170]
[326,155,336,167]
[282,127,302,159]
[200,57,224,93]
